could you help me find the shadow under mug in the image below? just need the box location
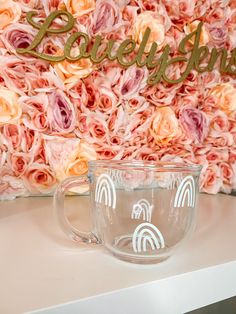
[54,160,202,264]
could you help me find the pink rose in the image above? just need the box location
[91,0,123,34]
[200,164,222,194]
[142,82,178,107]
[21,127,41,153]
[1,23,36,54]
[8,152,31,176]
[0,57,40,95]
[48,90,76,134]
[1,124,22,151]
[206,147,229,163]
[162,0,196,20]
[209,110,229,133]
[205,133,234,147]
[208,23,228,48]
[126,96,146,112]
[95,144,124,160]
[108,106,126,135]
[97,87,118,114]
[180,106,208,143]
[18,0,41,11]
[136,147,159,161]
[24,163,57,194]
[119,66,146,99]
[229,147,236,164]
[86,113,109,143]
[19,94,50,132]
[198,70,221,89]
[127,107,153,134]
[219,162,234,194]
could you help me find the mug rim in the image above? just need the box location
[88,160,202,173]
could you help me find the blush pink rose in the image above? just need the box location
[0,173,28,200]
[24,163,57,194]
[200,164,222,194]
[180,106,208,143]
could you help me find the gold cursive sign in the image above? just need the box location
[16,10,236,85]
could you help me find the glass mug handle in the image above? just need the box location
[53,176,98,244]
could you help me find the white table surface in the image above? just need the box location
[0,194,236,314]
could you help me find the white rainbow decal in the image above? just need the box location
[132,222,165,253]
[131,199,153,222]
[174,175,195,208]
[95,174,116,209]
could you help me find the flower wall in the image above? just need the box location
[0,0,236,200]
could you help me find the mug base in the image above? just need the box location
[110,251,170,264]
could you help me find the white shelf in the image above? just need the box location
[0,194,236,314]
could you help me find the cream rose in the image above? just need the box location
[0,88,21,125]
[63,0,95,17]
[210,83,236,115]
[54,48,94,89]
[184,20,210,45]
[150,107,181,144]
[0,0,21,30]
[133,11,166,52]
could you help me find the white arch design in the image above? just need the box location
[131,199,153,222]
[95,174,116,209]
[174,175,195,208]
[132,222,165,253]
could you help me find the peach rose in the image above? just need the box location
[0,0,21,30]
[65,141,97,177]
[24,163,57,194]
[63,0,95,17]
[150,107,181,144]
[54,48,94,89]
[0,88,21,125]
[184,20,210,45]
[133,11,166,52]
[210,83,236,115]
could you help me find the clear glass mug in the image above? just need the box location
[54,161,202,264]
